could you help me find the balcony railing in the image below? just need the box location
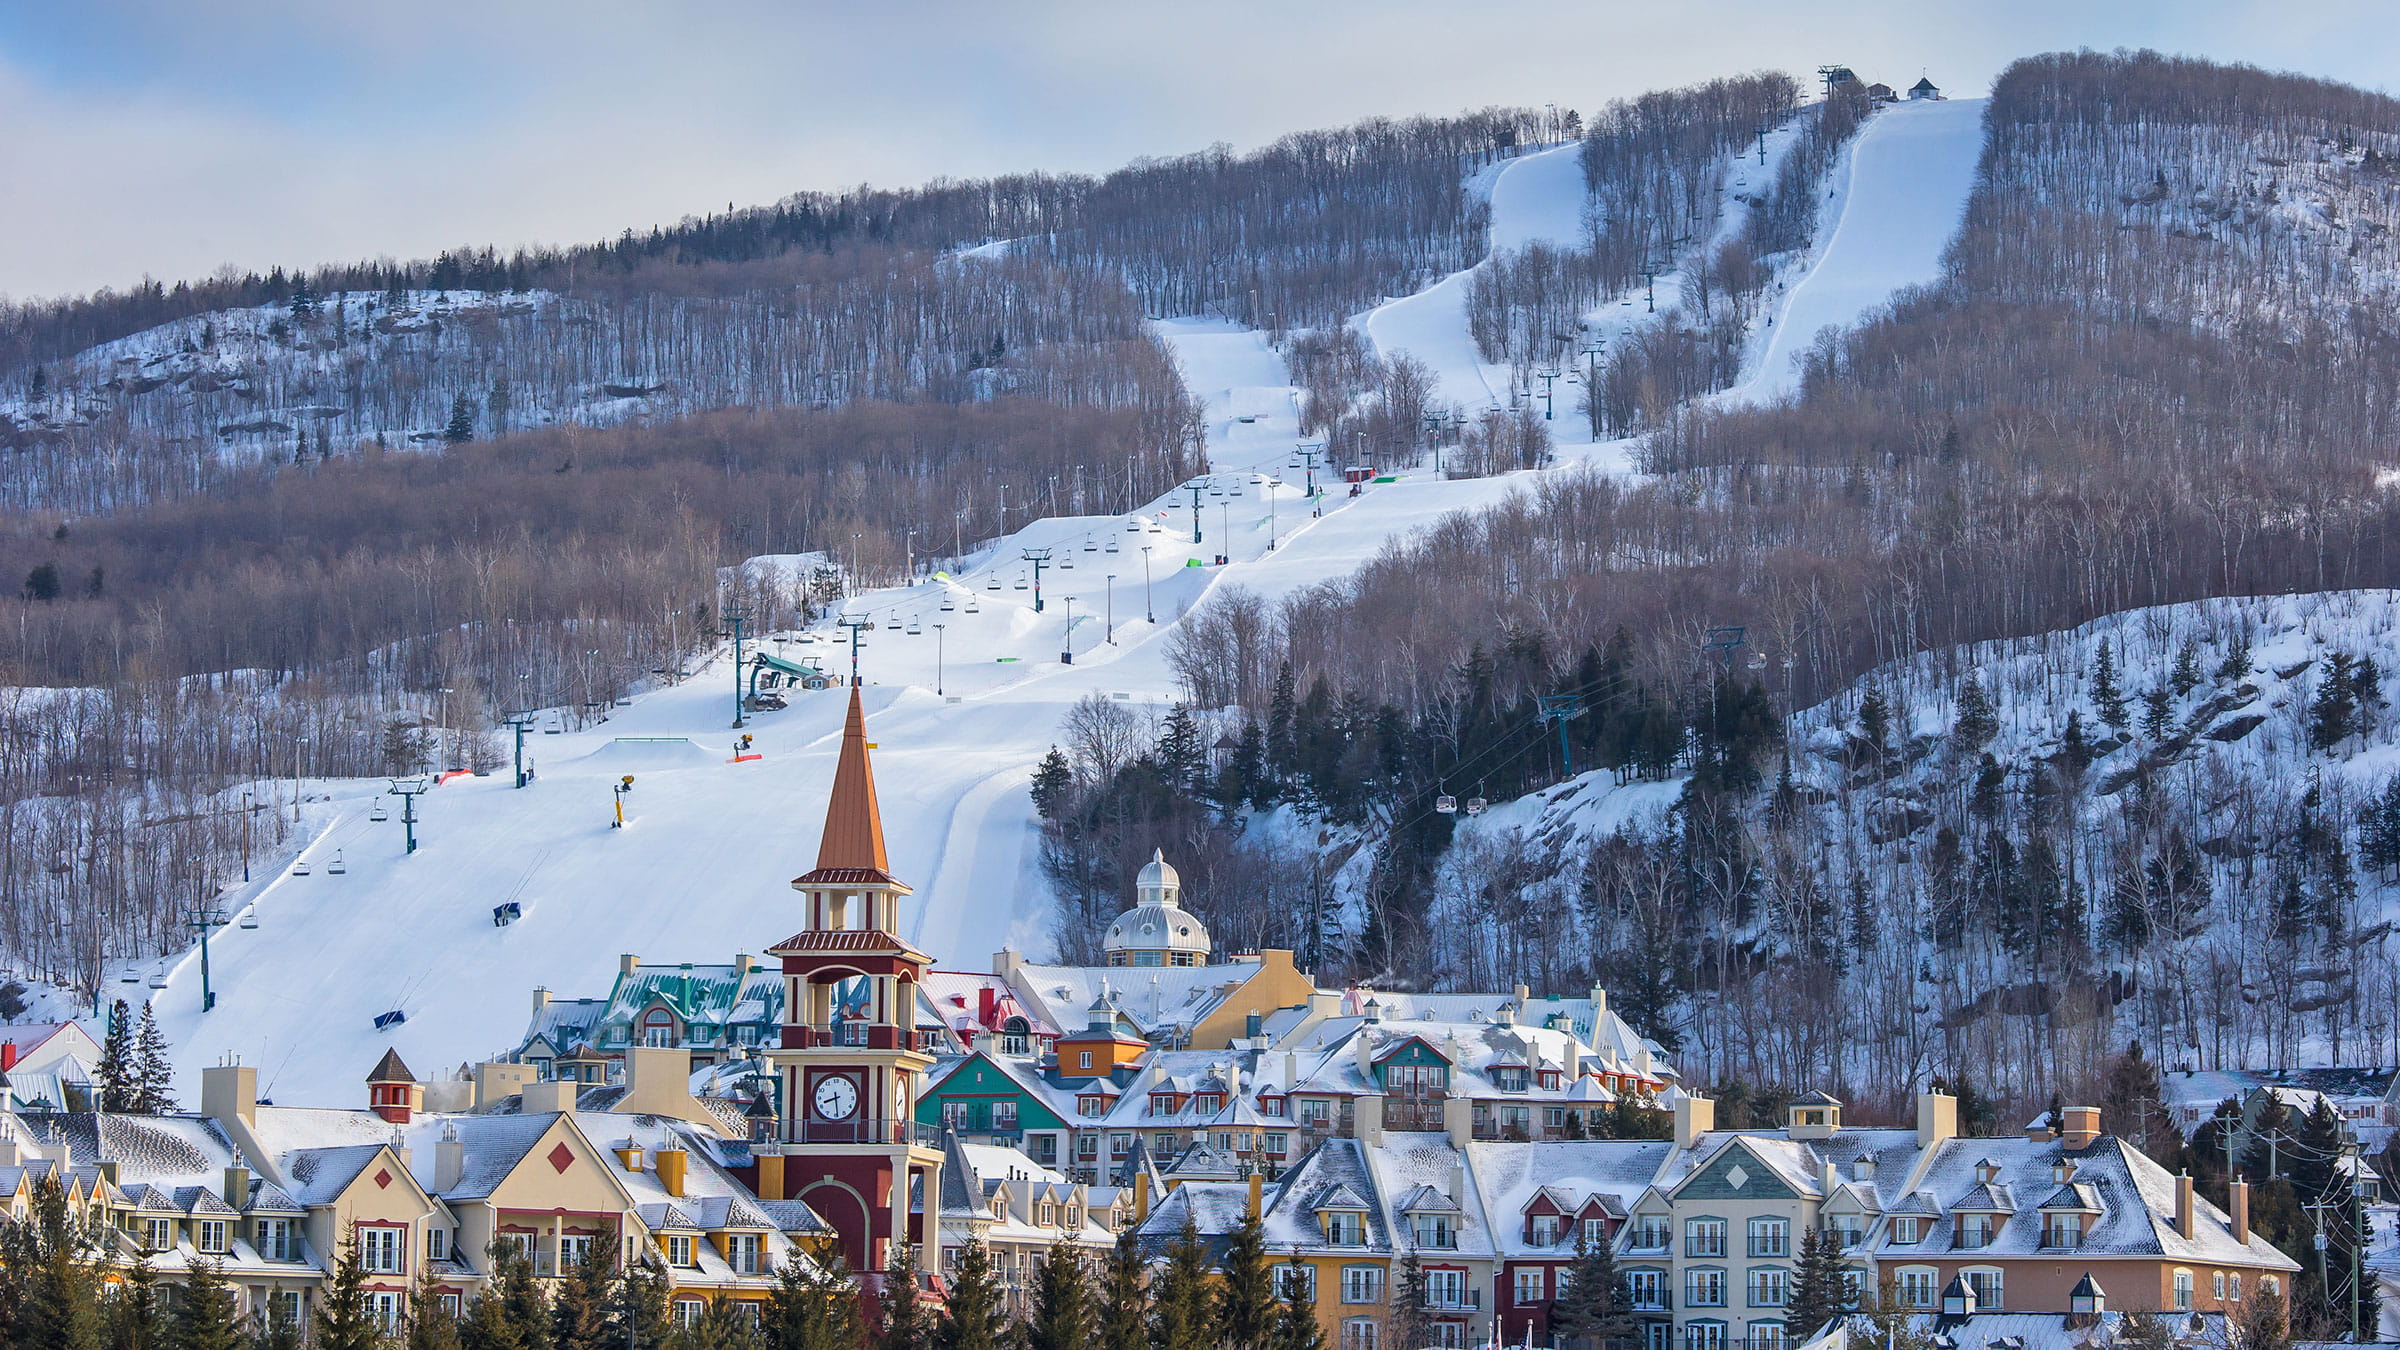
[781,1023,941,1052]
[786,1118,945,1147]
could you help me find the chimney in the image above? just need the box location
[1514,983,1531,1008]
[1564,1041,1581,1080]
[1916,1091,1957,1148]
[1356,1093,1384,1146]
[620,953,641,976]
[734,953,755,979]
[1283,1050,1299,1090]
[201,1062,258,1128]
[2060,1105,2101,1151]
[1134,1172,1152,1221]
[532,987,552,1018]
[435,1125,465,1193]
[222,1165,250,1208]
[2176,1172,2196,1240]
[1246,1011,1264,1042]
[1445,1094,1474,1149]
[1355,1030,1376,1077]
[388,1127,413,1173]
[1675,1095,1715,1150]
[1247,1170,1264,1218]
[1818,1159,1838,1195]
[616,1047,715,1128]
[614,1142,643,1171]
[655,1146,687,1198]
[1589,983,1608,1023]
[0,1138,16,1168]
[1854,1156,1877,1183]
[993,947,1025,983]
[757,1152,785,1200]
[473,1061,536,1111]
[521,1079,579,1114]
[979,987,997,1026]
[2230,1177,2251,1245]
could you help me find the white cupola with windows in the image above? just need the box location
[1103,850,1212,968]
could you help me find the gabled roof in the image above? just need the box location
[1394,1183,1458,1214]
[1314,1181,1371,1210]
[1951,1182,2015,1213]
[2038,1182,2102,1212]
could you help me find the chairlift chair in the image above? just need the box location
[120,969,139,985]
[884,615,902,630]
[1231,481,1247,498]
[293,860,312,877]
[240,911,259,930]
[1058,555,1074,570]
[1464,797,1488,816]
[1105,538,1121,554]
[1013,576,1029,590]
[906,618,922,636]
[328,850,347,875]
[966,597,982,614]
[147,968,168,990]
[370,803,389,822]
[939,597,956,612]
[1083,538,1098,552]
[986,577,1002,591]
[1435,794,1459,814]
[1125,520,1141,532]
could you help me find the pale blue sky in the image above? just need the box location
[1,0,2388,300]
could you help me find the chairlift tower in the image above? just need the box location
[1293,442,1325,503]
[1538,695,1586,777]
[721,606,755,729]
[839,613,875,686]
[503,711,539,788]
[1021,547,1053,613]
[387,777,430,855]
[1536,368,1562,421]
[1183,480,1208,545]
[182,904,228,1012]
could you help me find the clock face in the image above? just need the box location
[812,1074,860,1121]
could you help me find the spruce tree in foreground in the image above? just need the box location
[1217,1214,1276,1350]
[1022,1240,1094,1350]
[1271,1279,1323,1350]
[877,1239,939,1350]
[97,999,135,1112]
[1151,1221,1217,1350]
[131,1001,176,1113]
[109,1258,172,1350]
[409,1265,467,1350]
[611,1256,676,1350]
[941,1241,1003,1350]
[1097,1228,1150,1350]
[316,1231,381,1350]
[1784,1226,1848,1344]
[765,1253,860,1350]
[552,1233,620,1350]
[1551,1228,1634,1350]
[1390,1253,1432,1350]
[170,1258,243,1350]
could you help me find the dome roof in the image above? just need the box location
[1136,848,1179,892]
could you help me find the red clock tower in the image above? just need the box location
[758,688,942,1273]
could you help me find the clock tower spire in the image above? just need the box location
[759,686,941,1274]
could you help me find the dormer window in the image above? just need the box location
[1538,1071,1561,1090]
[1151,1094,1178,1116]
[1528,1214,1560,1245]
[1974,1159,2001,1184]
[2052,1161,2076,1184]
[2042,1214,2084,1249]
[1956,1214,1995,1248]
[1494,1067,1528,1093]
[1411,1214,1455,1249]
[1891,1217,1927,1244]
[1320,1210,1367,1246]
[1197,1094,1223,1113]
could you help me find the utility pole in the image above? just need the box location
[182,905,227,1012]
[721,606,753,728]
[1538,695,1586,777]
[1140,546,1155,624]
[839,614,874,686]
[997,484,1010,536]
[1184,480,1207,545]
[1581,340,1607,439]
[387,777,429,855]
[240,792,266,882]
[504,712,538,787]
[1022,547,1052,613]
[291,737,309,822]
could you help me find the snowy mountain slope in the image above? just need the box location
[129,96,1996,1103]
[1722,97,1988,406]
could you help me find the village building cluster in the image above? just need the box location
[0,692,2334,1349]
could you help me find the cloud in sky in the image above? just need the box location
[2,0,2394,301]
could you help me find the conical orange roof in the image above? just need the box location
[793,686,905,888]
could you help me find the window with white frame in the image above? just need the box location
[1110,1133,1131,1156]
[1340,1266,1382,1304]
[1529,1214,1560,1245]
[728,1233,762,1275]
[1425,1269,1466,1309]
[1963,1269,2004,1311]
[1154,1132,1177,1154]
[142,1219,173,1253]
[1633,1217,1672,1250]
[1748,1218,1789,1258]
[1644,1325,1673,1350]
[668,1234,696,1266]
[2229,1274,2242,1302]
[2173,1270,2193,1310]
[1750,1322,1786,1350]
[1342,1319,1380,1350]
[366,1291,403,1331]
[258,1218,298,1262]
[2262,1276,2280,1298]
[1626,1269,1666,1310]
[1321,1210,1366,1246]
[1412,1214,1456,1248]
[1687,1218,1727,1258]
[1955,1214,1995,1249]
[2042,1213,2084,1249]
[193,1220,227,1255]
[426,1227,448,1262]
[1686,1268,1726,1307]
[273,1291,305,1326]
[1278,1264,1316,1302]
[1897,1268,1937,1309]
[1515,1268,1547,1305]
[674,1300,704,1328]
[1433,1322,1467,1349]
[2212,1272,2227,1301]
[1683,1321,1726,1350]
[439,1294,461,1317]
[1266,1133,1288,1155]
[559,1235,593,1270]
[1748,1268,1787,1307]
[361,1226,404,1275]
[1583,1217,1609,1250]
[643,1010,676,1048]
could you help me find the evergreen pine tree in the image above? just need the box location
[1097,1228,1149,1350]
[551,1233,619,1350]
[97,998,135,1113]
[1854,688,1889,763]
[459,1292,528,1350]
[445,395,477,445]
[877,1239,938,1350]
[409,1265,467,1350]
[610,1257,676,1350]
[170,1259,243,1350]
[1150,1221,1216,1350]
[2309,654,2359,752]
[1784,1227,1847,1343]
[317,1231,382,1350]
[1265,662,1299,786]
[2141,686,2173,742]
[942,1241,1003,1350]
[1216,1214,1276,1350]
[1022,1241,1094,1350]
[2092,638,2127,729]
[2170,637,2203,699]
[4,1174,103,1350]
[109,1258,171,1350]
[1270,1280,1322,1350]
[1030,748,1074,821]
[492,1237,553,1350]
[131,1001,175,1113]
[1550,1228,1633,1350]
[1952,677,1998,752]
[1390,1252,1432,1350]
[2217,635,2253,683]
[248,1297,304,1350]
[1158,705,1207,798]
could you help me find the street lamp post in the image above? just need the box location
[1140,547,1155,624]
[291,738,309,822]
[1105,575,1116,644]
[933,623,946,696]
[1061,596,1075,665]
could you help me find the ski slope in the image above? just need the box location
[141,101,1990,1105]
[1724,97,1987,405]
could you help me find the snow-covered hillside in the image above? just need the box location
[111,96,1994,1105]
